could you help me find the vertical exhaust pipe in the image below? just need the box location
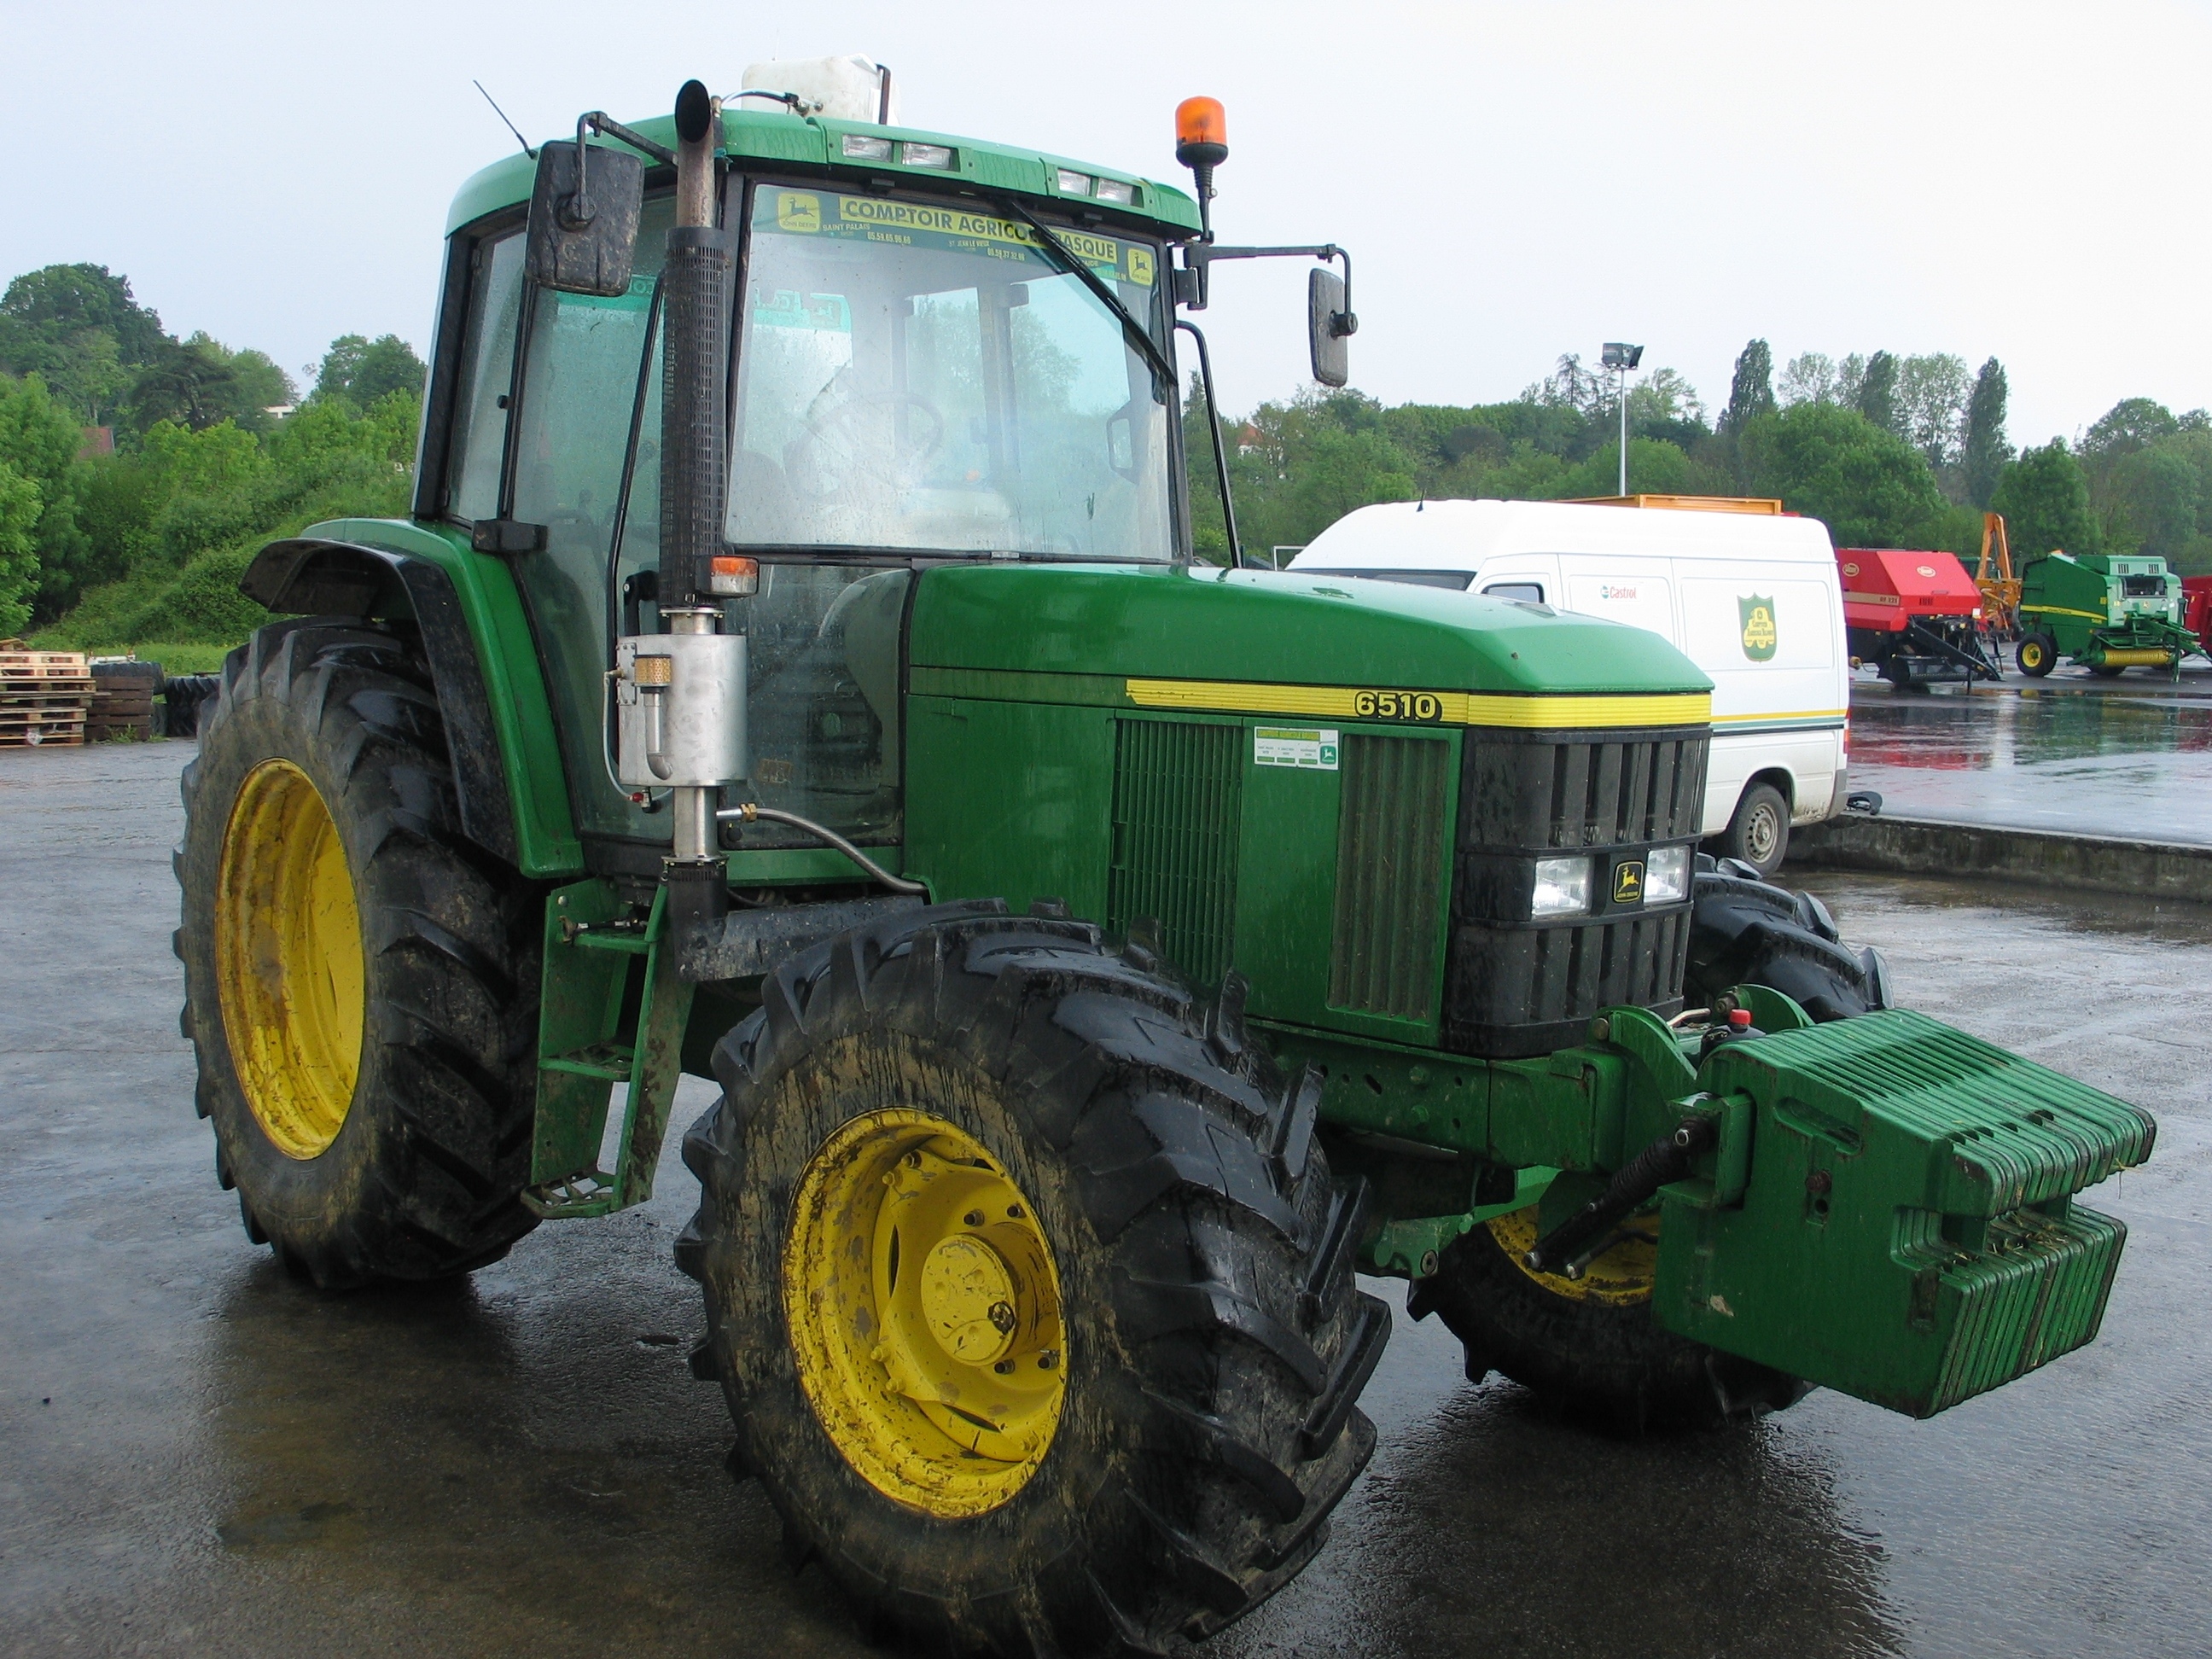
[654,79,737,956]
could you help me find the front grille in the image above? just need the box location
[1444,726,1707,1057]
[1108,718,1241,987]
[1330,733,1451,1020]
[1466,731,1706,849]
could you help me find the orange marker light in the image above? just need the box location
[1175,96,1228,167]
[706,554,760,597]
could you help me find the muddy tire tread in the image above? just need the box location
[678,901,1383,1657]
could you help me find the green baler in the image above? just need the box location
[2016,549,2203,675]
[173,69,2155,1657]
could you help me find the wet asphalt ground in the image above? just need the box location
[1848,664,2212,844]
[4,741,2209,1658]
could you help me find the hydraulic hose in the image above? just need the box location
[713,803,928,895]
[1524,1115,1718,1278]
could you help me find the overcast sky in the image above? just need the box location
[3,1,2204,446]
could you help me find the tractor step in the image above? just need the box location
[522,1168,620,1220]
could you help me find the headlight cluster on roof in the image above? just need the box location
[841,133,956,169]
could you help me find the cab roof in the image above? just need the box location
[446,107,1202,237]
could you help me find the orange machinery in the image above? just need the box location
[1973,512,2023,635]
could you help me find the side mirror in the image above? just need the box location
[1308,267,1353,388]
[527,141,644,296]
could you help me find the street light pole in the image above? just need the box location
[1601,341,1644,498]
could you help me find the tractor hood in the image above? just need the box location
[909,563,1712,701]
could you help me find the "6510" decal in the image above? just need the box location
[1353,689,1446,723]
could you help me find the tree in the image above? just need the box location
[1895,353,1970,469]
[1738,401,1944,547]
[1778,352,1842,406]
[2081,397,2179,458]
[1960,358,2011,508]
[1853,350,1900,437]
[1717,339,1776,437]
[1627,366,1707,430]
[1991,440,2099,560]
[2101,446,2200,556]
[0,461,41,634]
[0,372,92,620]
[0,264,167,424]
[311,334,428,407]
[125,335,239,432]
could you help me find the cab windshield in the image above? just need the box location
[729,184,1173,560]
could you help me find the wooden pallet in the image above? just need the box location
[0,648,90,681]
[0,686,96,709]
[0,718,85,747]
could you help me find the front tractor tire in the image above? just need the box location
[678,904,1388,1657]
[1411,864,1890,1431]
[177,620,541,1289]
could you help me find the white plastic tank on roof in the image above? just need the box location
[737,56,899,125]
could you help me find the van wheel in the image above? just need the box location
[1718,783,1789,877]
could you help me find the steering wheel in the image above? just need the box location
[786,393,946,496]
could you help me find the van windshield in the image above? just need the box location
[727,185,1173,560]
[1295,568,1473,591]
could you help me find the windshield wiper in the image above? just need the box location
[993,197,1174,393]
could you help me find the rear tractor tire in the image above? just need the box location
[1408,864,1892,1430]
[678,903,1388,1657]
[176,619,541,1289]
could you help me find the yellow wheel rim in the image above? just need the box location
[783,1109,1065,1517]
[214,760,365,1160]
[2020,642,2045,669]
[1487,1203,1658,1308]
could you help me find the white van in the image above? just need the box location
[1288,498,1849,874]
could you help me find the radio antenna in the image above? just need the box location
[473,80,536,159]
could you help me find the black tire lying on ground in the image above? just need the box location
[1407,859,1889,1431]
[163,673,221,737]
[678,902,1388,1657]
[1682,859,1893,1021]
[175,619,541,1289]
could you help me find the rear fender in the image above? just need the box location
[241,527,583,876]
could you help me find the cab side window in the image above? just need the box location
[445,230,527,520]
[1482,580,1545,604]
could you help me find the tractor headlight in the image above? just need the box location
[1532,857,1592,917]
[1093,177,1137,205]
[841,133,894,160]
[899,142,955,170]
[1645,845,1690,904]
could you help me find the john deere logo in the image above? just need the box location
[1126,246,1155,286]
[1739,594,1778,661]
[777,192,823,233]
[1613,860,1644,905]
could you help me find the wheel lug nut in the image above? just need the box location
[1006,1203,1024,1219]
[993,1359,1014,1375]
[1038,1349,1059,1370]
[963,1209,985,1227]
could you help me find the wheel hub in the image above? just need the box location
[213,759,364,1161]
[783,1109,1064,1516]
[918,1234,1022,1365]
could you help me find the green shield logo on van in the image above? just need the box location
[1739,594,1778,661]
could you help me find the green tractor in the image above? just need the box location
[2016,550,2203,676]
[177,67,2156,1656]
